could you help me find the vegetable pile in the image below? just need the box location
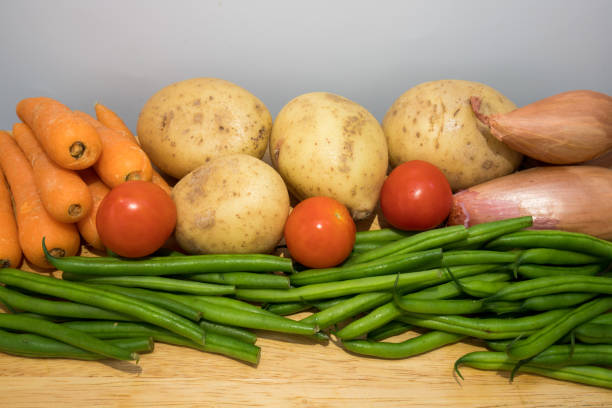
[0,97,174,269]
[0,78,611,391]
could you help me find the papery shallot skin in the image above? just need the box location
[471,90,612,164]
[448,166,612,240]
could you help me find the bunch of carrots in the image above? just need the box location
[0,97,172,270]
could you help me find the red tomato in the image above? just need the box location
[379,160,452,231]
[96,180,177,258]
[284,196,356,269]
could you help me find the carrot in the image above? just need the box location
[16,97,102,170]
[77,169,109,251]
[74,111,153,188]
[12,123,93,224]
[0,130,80,269]
[0,165,22,268]
[94,102,173,194]
[150,170,173,195]
[94,102,134,139]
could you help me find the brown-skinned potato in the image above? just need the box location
[172,154,289,254]
[270,92,388,220]
[382,80,523,191]
[137,78,272,180]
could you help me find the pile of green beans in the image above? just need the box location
[289,218,612,389]
[1,216,611,390]
[0,245,306,365]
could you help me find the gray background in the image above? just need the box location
[1,0,610,134]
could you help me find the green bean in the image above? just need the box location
[559,313,612,344]
[351,242,386,253]
[455,351,612,389]
[290,249,443,286]
[181,295,278,317]
[333,272,512,340]
[483,301,524,315]
[342,330,465,359]
[186,296,332,341]
[198,320,257,345]
[0,328,153,360]
[367,321,413,341]
[441,250,520,267]
[164,294,317,336]
[458,280,511,298]
[200,331,260,364]
[574,323,612,344]
[396,308,572,341]
[44,243,294,276]
[531,344,612,367]
[0,314,137,361]
[517,248,603,266]
[79,275,236,296]
[485,342,612,367]
[393,293,484,315]
[396,314,538,340]
[354,228,414,244]
[5,312,60,322]
[62,321,260,364]
[0,268,205,345]
[236,264,500,303]
[187,272,290,289]
[485,276,612,302]
[84,284,202,321]
[485,229,612,259]
[0,285,131,321]
[522,293,598,312]
[414,272,512,298]
[443,216,533,250]
[265,302,313,316]
[590,313,612,325]
[301,292,393,330]
[517,263,606,279]
[311,297,351,311]
[507,297,612,360]
[485,340,515,351]
[344,225,468,265]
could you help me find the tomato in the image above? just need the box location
[284,196,356,269]
[96,180,177,258]
[379,160,453,231]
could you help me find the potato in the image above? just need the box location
[172,154,289,254]
[270,92,388,220]
[137,77,272,179]
[382,80,523,191]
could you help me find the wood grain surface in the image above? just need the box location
[1,326,610,407]
[1,214,610,407]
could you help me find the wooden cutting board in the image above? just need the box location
[1,215,610,407]
[1,327,610,407]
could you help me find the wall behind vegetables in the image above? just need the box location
[0,0,610,134]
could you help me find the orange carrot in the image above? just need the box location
[94,102,134,139]
[77,169,109,251]
[0,130,80,269]
[74,111,153,188]
[151,170,173,195]
[12,123,93,224]
[0,165,22,268]
[95,102,173,194]
[16,97,102,170]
